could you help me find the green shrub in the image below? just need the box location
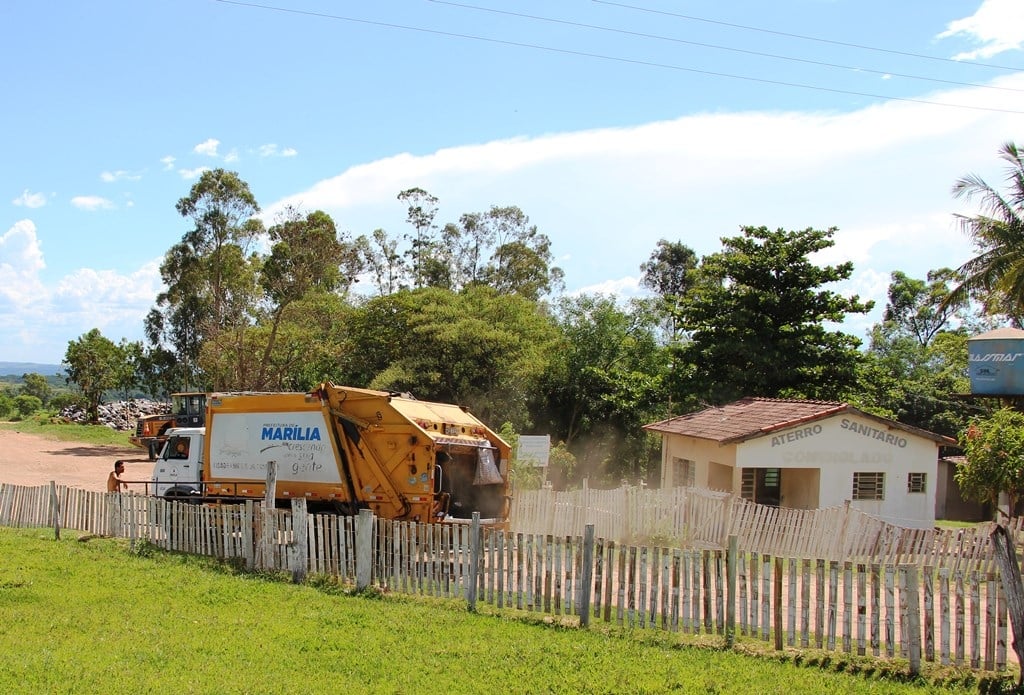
[13,394,42,417]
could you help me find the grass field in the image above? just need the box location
[0,415,132,446]
[0,528,1010,694]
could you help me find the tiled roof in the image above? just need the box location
[643,397,956,445]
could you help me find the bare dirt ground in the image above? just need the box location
[0,429,152,493]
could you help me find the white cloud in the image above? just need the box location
[12,189,46,208]
[71,195,115,211]
[161,155,176,171]
[573,276,642,298]
[937,0,1024,60]
[224,149,239,163]
[258,143,298,158]
[193,138,220,157]
[0,220,46,307]
[0,227,164,361]
[100,169,141,183]
[0,220,45,273]
[178,166,210,180]
[260,73,1024,337]
[55,260,162,308]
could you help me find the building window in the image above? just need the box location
[740,468,755,500]
[907,472,926,494]
[671,457,695,487]
[852,472,885,501]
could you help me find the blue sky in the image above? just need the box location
[2,0,1023,364]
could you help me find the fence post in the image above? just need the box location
[356,508,374,591]
[905,565,922,675]
[623,485,631,543]
[49,481,60,541]
[726,535,737,647]
[580,524,595,628]
[468,512,481,612]
[243,500,255,570]
[261,462,278,570]
[106,492,119,538]
[291,498,308,584]
[774,556,784,651]
[264,461,278,504]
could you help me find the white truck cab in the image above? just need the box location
[151,427,205,498]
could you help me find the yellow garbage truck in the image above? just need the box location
[150,383,511,524]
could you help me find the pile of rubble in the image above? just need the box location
[58,399,170,431]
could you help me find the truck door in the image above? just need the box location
[152,432,202,498]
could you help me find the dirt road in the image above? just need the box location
[0,428,152,493]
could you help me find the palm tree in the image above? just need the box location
[944,142,1024,320]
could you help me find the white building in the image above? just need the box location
[644,398,957,529]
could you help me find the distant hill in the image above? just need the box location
[0,362,63,377]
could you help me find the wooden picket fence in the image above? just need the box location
[0,481,1015,674]
[512,483,1020,574]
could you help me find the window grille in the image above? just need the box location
[740,469,755,500]
[672,457,695,487]
[907,472,926,494]
[852,472,884,501]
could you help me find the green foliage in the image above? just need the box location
[852,271,980,438]
[640,238,698,345]
[883,269,964,346]
[13,394,42,417]
[254,208,361,390]
[0,393,14,419]
[957,408,1024,517]
[147,168,263,390]
[63,328,124,423]
[359,193,564,300]
[535,294,667,483]
[946,142,1024,318]
[19,372,51,406]
[339,286,558,428]
[673,226,873,406]
[47,391,84,412]
[546,441,578,489]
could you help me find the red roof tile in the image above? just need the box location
[643,397,956,446]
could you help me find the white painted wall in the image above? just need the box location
[659,412,940,528]
[737,413,937,527]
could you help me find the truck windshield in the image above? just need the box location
[165,435,191,460]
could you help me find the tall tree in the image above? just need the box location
[535,294,667,483]
[673,226,873,406]
[958,407,1024,680]
[337,286,558,428]
[477,206,564,301]
[63,329,123,423]
[398,187,440,289]
[146,169,263,389]
[256,208,358,389]
[19,373,51,406]
[854,270,977,437]
[883,269,964,347]
[640,239,699,418]
[640,239,698,327]
[945,142,1024,317]
[356,228,407,296]
[113,339,143,401]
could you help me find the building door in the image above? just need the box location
[741,468,781,506]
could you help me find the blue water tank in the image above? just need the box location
[968,328,1024,396]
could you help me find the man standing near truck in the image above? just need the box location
[107,460,127,493]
